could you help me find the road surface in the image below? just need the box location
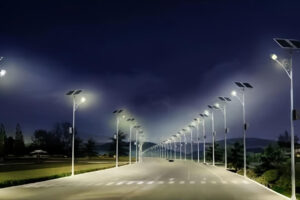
[0,158,287,200]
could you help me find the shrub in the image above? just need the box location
[256,169,279,187]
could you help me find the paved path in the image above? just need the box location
[0,158,287,200]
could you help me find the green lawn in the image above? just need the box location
[0,157,131,188]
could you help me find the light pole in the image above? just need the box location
[194,118,201,163]
[66,90,86,176]
[177,132,182,160]
[172,135,177,160]
[271,37,300,200]
[138,134,144,163]
[200,113,208,164]
[113,109,126,168]
[231,81,253,176]
[127,118,135,164]
[188,125,195,161]
[216,97,231,169]
[133,125,141,163]
[206,107,216,166]
[182,129,187,161]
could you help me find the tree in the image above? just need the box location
[206,142,223,162]
[278,131,299,149]
[255,144,286,175]
[31,129,48,150]
[5,136,14,155]
[0,124,6,160]
[109,131,128,157]
[228,142,243,171]
[14,123,25,156]
[84,138,98,158]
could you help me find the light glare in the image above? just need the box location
[0,69,6,77]
[81,97,86,103]
[204,110,209,116]
[271,54,277,60]
[231,90,237,96]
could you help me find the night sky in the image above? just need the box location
[0,0,299,143]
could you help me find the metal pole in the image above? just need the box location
[116,118,119,168]
[197,123,200,163]
[242,90,246,176]
[184,133,187,160]
[174,139,176,160]
[71,96,76,176]
[212,112,215,166]
[136,130,138,163]
[129,125,132,164]
[224,106,227,169]
[290,55,296,200]
[203,120,206,164]
[179,136,182,160]
[190,129,193,161]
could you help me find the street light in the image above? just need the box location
[172,135,177,160]
[126,118,135,164]
[188,125,195,161]
[207,105,218,166]
[66,89,86,176]
[182,129,187,160]
[271,37,300,200]
[177,132,182,160]
[217,97,231,169]
[231,81,253,177]
[200,113,209,164]
[113,109,126,167]
[194,118,201,163]
[133,125,141,163]
[0,57,6,78]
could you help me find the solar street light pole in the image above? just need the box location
[271,37,299,199]
[182,130,187,160]
[232,82,253,177]
[194,118,200,163]
[66,90,85,176]
[200,113,208,164]
[177,133,182,160]
[71,96,76,176]
[206,107,216,166]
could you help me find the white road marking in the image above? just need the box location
[147,181,154,185]
[201,181,206,184]
[242,180,249,184]
[158,181,164,184]
[211,181,217,184]
[189,181,195,184]
[106,182,114,186]
[168,181,175,184]
[169,178,175,181]
[137,181,144,185]
[221,181,227,184]
[116,181,124,185]
[179,181,185,184]
[127,181,134,185]
[231,180,238,184]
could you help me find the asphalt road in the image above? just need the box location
[0,158,288,200]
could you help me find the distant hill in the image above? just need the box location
[95,138,275,155]
[95,141,156,155]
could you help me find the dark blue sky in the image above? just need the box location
[0,0,299,143]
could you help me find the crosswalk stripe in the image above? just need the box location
[106,182,114,186]
[137,181,144,185]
